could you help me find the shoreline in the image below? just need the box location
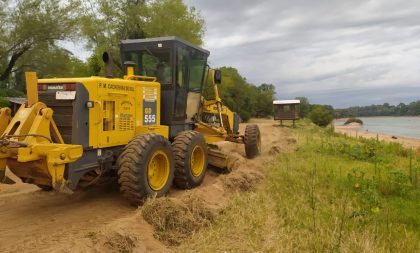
[334,123,420,149]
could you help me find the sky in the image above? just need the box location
[181,0,420,108]
[65,0,420,108]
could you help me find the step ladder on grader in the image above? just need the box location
[0,37,261,205]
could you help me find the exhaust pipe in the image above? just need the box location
[102,51,114,78]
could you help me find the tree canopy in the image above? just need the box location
[0,0,81,86]
[81,0,205,76]
[203,67,275,121]
[0,0,277,121]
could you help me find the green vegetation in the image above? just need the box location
[308,105,334,127]
[0,1,275,120]
[336,102,420,117]
[296,96,311,118]
[0,0,82,88]
[0,97,9,108]
[345,117,364,125]
[81,0,206,77]
[293,96,334,120]
[178,121,419,252]
[203,67,275,121]
[0,0,205,90]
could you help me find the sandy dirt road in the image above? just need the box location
[0,119,292,252]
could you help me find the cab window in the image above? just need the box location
[124,49,172,84]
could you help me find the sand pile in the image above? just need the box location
[85,230,137,253]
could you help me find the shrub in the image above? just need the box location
[344,117,363,125]
[0,88,25,98]
[308,105,333,127]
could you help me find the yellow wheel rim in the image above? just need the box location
[147,150,170,191]
[191,145,205,177]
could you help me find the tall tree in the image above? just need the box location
[144,0,205,45]
[0,0,81,86]
[81,0,205,76]
[255,83,275,116]
[296,96,310,118]
[13,44,90,92]
[218,67,257,121]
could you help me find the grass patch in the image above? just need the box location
[177,122,420,252]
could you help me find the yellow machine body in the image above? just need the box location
[196,70,241,144]
[0,107,11,136]
[39,75,168,148]
[0,37,258,197]
[0,71,168,191]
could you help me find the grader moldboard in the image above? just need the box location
[0,37,261,205]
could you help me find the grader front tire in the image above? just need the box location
[117,133,174,206]
[244,124,261,158]
[172,131,208,189]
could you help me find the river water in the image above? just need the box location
[335,117,420,139]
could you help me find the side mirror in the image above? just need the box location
[214,69,222,85]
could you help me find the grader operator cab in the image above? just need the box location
[0,37,261,205]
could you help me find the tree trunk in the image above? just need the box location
[0,46,30,82]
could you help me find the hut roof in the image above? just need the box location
[273,99,300,105]
[7,97,26,104]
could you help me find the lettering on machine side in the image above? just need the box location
[98,82,134,92]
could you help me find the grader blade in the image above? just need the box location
[208,147,228,169]
[0,168,15,185]
[207,146,239,173]
[0,72,83,191]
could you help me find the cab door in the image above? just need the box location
[174,47,189,120]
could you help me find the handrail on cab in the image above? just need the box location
[124,75,157,82]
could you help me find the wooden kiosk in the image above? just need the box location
[273,99,300,126]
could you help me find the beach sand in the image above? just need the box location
[334,122,420,149]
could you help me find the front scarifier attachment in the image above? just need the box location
[0,72,83,191]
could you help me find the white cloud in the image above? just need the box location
[185,0,420,107]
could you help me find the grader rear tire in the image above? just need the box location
[244,124,261,158]
[172,131,208,189]
[117,133,174,205]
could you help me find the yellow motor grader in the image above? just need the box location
[0,37,261,205]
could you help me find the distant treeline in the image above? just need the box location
[335,101,420,118]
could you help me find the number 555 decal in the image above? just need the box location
[144,114,156,123]
[143,102,157,125]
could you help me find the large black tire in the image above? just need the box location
[117,133,174,205]
[244,124,261,158]
[172,131,208,189]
